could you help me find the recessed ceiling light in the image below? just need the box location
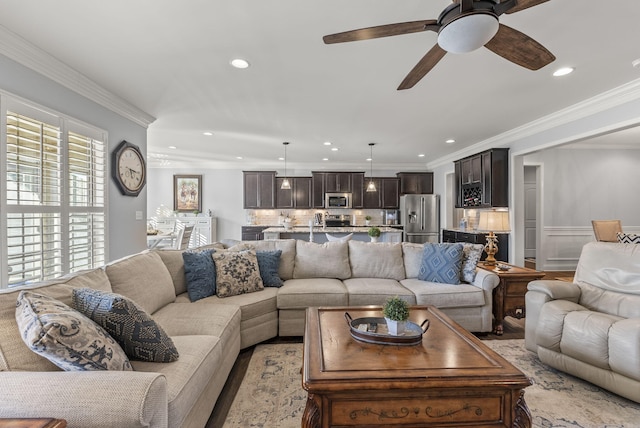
[322,158,329,161]
[236,156,243,160]
[203,132,213,136]
[331,147,338,151]
[418,154,425,157]
[445,139,455,144]
[553,67,574,77]
[278,157,284,161]
[168,145,177,149]
[323,141,332,146]
[230,58,250,69]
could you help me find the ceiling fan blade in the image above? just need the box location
[506,0,551,14]
[484,24,555,70]
[397,44,447,90]
[323,20,438,44]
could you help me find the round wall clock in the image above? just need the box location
[112,140,146,196]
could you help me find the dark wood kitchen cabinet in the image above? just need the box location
[276,177,312,209]
[241,226,267,241]
[454,148,509,208]
[243,171,276,209]
[363,178,399,209]
[442,229,509,263]
[311,172,364,208]
[397,172,434,194]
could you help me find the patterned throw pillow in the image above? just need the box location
[183,248,217,301]
[15,291,132,371]
[617,232,640,244]
[418,243,464,285]
[256,250,283,287]
[213,250,264,298]
[72,288,179,363]
[461,243,485,283]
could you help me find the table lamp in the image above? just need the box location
[477,210,510,266]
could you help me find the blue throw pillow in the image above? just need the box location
[418,243,464,284]
[183,248,216,301]
[256,250,283,287]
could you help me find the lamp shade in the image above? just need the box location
[477,210,510,232]
[437,13,499,54]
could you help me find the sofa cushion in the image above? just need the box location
[343,278,416,306]
[402,242,424,279]
[242,239,295,280]
[293,241,351,279]
[72,288,179,363]
[609,318,640,381]
[155,249,189,296]
[277,278,348,309]
[131,335,223,428]
[348,241,405,280]
[418,243,464,284]
[15,291,132,371]
[182,248,217,301]
[213,250,264,298]
[400,279,485,308]
[106,251,176,315]
[461,243,484,283]
[560,310,622,370]
[256,250,284,287]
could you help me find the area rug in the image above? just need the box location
[223,340,640,428]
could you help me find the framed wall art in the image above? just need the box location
[174,174,202,212]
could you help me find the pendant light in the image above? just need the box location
[366,143,377,192]
[280,142,291,190]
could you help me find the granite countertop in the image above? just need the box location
[262,226,402,233]
[446,228,510,234]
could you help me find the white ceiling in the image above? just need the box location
[1,0,640,171]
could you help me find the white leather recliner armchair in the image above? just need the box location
[525,241,640,403]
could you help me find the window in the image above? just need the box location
[1,96,107,288]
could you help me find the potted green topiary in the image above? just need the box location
[368,226,381,242]
[365,215,372,226]
[382,296,410,336]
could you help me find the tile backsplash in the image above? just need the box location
[245,209,389,227]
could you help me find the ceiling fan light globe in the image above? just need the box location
[437,14,499,54]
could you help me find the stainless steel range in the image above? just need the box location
[325,214,351,227]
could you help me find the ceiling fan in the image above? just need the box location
[323,0,556,90]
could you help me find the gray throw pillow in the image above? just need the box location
[72,288,179,363]
[418,243,464,284]
[16,291,132,371]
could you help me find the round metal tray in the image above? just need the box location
[345,312,429,346]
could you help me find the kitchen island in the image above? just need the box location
[262,226,402,243]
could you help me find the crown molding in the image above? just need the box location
[0,25,155,128]
[428,78,640,169]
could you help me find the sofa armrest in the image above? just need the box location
[470,268,500,292]
[0,371,168,428]
[527,280,581,301]
[525,280,581,352]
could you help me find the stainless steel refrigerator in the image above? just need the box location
[400,194,440,243]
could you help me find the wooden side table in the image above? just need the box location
[0,419,66,428]
[478,262,545,335]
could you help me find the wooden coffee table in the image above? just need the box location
[302,306,531,427]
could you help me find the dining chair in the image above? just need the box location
[175,225,194,250]
[591,220,623,242]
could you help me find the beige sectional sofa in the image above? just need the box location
[525,241,640,403]
[0,239,499,427]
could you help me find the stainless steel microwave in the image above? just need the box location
[325,192,352,209]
